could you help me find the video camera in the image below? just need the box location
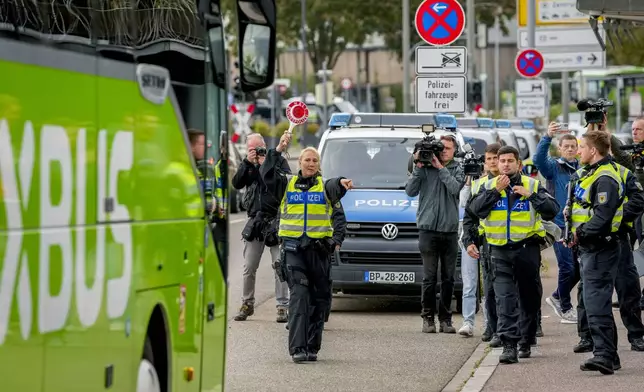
[619,143,644,173]
[576,98,613,125]
[413,124,444,165]
[457,144,484,177]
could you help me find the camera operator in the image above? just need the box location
[232,133,290,323]
[405,134,465,334]
[459,143,502,346]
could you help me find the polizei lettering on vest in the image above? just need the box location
[0,119,134,345]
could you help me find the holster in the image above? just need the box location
[273,246,288,283]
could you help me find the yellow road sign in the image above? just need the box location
[517,0,591,27]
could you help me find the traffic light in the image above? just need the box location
[468,81,483,105]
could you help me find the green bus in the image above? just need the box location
[0,1,276,391]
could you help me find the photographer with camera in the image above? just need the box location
[459,143,502,344]
[232,133,291,323]
[534,123,580,324]
[468,146,559,364]
[405,132,465,334]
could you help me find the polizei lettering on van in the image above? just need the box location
[354,199,419,207]
[0,119,134,345]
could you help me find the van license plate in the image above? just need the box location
[364,271,415,284]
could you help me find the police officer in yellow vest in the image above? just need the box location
[461,143,502,346]
[571,150,644,365]
[265,134,352,363]
[469,146,559,364]
[564,131,627,374]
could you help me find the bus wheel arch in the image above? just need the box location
[138,305,170,392]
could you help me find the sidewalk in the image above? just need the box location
[478,248,644,391]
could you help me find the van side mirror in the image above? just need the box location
[235,0,277,92]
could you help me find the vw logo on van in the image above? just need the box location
[381,223,399,240]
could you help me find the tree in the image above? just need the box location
[376,0,516,61]
[275,0,386,71]
[606,27,644,66]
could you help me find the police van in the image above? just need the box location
[319,113,468,312]
[456,117,503,154]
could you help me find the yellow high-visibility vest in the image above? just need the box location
[571,163,624,233]
[471,176,488,236]
[616,164,633,228]
[278,176,333,239]
[481,175,546,246]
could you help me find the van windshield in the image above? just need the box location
[320,138,420,189]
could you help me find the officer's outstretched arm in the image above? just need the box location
[578,177,621,239]
[623,172,644,223]
[468,189,501,220]
[324,177,349,204]
[330,202,347,247]
[529,186,560,221]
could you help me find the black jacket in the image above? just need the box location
[574,158,628,243]
[262,150,348,246]
[232,148,291,218]
[461,173,495,248]
[468,172,560,245]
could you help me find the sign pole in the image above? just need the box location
[466,0,475,81]
[562,72,569,123]
[402,0,411,113]
[527,0,536,48]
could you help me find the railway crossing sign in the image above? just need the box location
[414,0,465,47]
[230,103,254,142]
[515,49,545,78]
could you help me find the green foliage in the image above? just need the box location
[276,0,386,70]
[606,27,644,66]
[377,0,516,61]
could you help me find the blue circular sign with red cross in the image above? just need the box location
[415,0,465,46]
[515,49,545,78]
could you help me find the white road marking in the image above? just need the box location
[230,218,246,224]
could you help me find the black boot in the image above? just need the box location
[518,343,531,358]
[573,338,593,353]
[292,352,308,363]
[489,334,502,348]
[481,326,493,342]
[536,323,543,337]
[613,354,621,371]
[580,356,614,375]
[499,343,518,364]
[307,351,318,362]
[630,337,644,351]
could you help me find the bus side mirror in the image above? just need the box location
[236,0,276,92]
[198,0,227,89]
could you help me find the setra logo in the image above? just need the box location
[0,119,134,344]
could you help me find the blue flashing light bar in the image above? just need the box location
[435,114,458,128]
[476,118,494,128]
[495,119,511,129]
[328,113,351,127]
[327,112,458,129]
[521,120,535,129]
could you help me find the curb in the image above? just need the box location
[442,342,496,392]
[459,347,501,392]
